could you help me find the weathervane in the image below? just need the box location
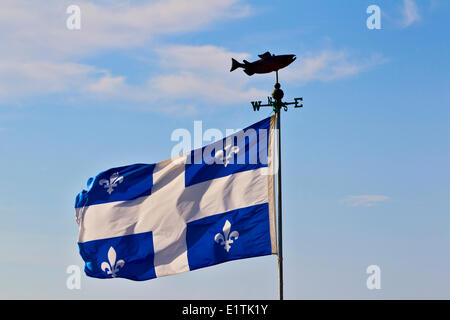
[230,51,304,301]
[230,51,303,112]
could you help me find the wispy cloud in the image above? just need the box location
[0,60,101,101]
[151,45,267,105]
[401,0,421,28]
[342,195,390,207]
[85,46,387,114]
[0,1,386,114]
[0,0,249,60]
[0,47,387,113]
[283,50,387,84]
[0,0,252,108]
[88,74,126,94]
[54,45,266,114]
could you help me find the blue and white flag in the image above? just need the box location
[75,116,277,280]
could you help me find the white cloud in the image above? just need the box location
[0,0,249,60]
[88,75,126,93]
[0,1,386,113]
[149,46,387,109]
[156,45,249,74]
[401,0,421,27]
[342,195,390,207]
[0,46,387,112]
[0,45,266,113]
[283,50,387,83]
[151,45,267,105]
[0,0,252,107]
[0,60,100,100]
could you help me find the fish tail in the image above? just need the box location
[230,58,242,72]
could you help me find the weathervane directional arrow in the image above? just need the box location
[231,51,304,301]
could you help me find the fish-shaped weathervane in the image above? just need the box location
[230,51,296,76]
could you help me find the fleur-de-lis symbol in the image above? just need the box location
[99,172,123,194]
[101,247,125,278]
[214,220,239,252]
[215,145,240,167]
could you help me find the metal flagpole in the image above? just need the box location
[250,78,303,300]
[276,105,284,300]
[272,76,284,300]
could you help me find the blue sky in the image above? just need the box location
[0,0,449,299]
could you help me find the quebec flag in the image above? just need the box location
[75,116,277,280]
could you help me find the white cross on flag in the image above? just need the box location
[74,116,277,280]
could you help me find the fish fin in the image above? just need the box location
[243,68,255,76]
[230,58,242,72]
[243,59,251,65]
[258,51,272,59]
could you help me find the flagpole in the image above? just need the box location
[272,80,285,300]
[275,105,284,300]
[248,60,303,301]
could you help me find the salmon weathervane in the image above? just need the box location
[230,51,296,76]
